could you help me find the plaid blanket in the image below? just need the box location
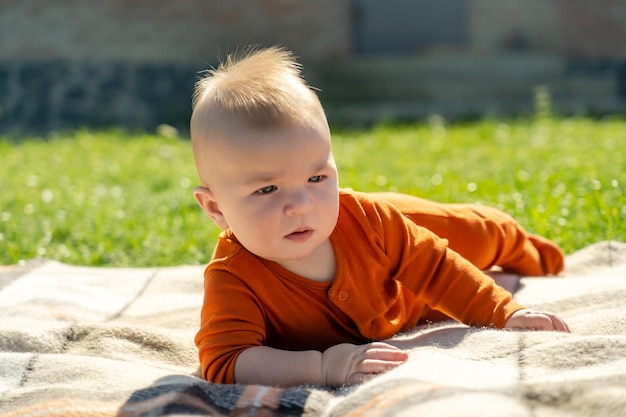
[1,241,625,417]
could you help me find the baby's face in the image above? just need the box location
[201,123,339,268]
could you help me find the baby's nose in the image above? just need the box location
[285,190,314,215]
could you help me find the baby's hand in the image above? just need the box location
[505,308,571,332]
[321,342,408,387]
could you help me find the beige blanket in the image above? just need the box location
[1,241,625,416]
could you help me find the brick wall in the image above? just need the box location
[0,0,352,133]
[1,0,625,134]
[556,0,626,59]
[468,0,626,59]
[468,0,564,54]
[0,0,352,63]
[3,0,624,62]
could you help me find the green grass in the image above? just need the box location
[1,130,209,266]
[1,117,625,266]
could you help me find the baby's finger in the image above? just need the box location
[524,311,571,332]
[547,313,571,333]
[363,345,409,362]
[366,341,404,351]
[357,358,406,376]
[346,372,376,385]
[521,312,555,330]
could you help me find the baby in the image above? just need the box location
[190,46,570,387]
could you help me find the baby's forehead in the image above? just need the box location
[211,112,327,141]
[191,103,331,170]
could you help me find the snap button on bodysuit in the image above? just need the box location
[338,291,349,301]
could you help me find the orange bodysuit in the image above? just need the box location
[195,190,564,383]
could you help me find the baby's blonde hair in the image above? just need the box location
[191,46,326,133]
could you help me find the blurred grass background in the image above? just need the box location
[1,115,624,266]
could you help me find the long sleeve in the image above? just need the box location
[194,266,266,384]
[328,191,524,339]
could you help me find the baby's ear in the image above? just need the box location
[194,186,228,230]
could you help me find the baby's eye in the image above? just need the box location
[309,175,325,183]
[256,185,277,195]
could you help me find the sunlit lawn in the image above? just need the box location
[1,116,624,266]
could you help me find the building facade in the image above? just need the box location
[1,0,625,133]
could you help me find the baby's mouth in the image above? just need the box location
[285,227,313,242]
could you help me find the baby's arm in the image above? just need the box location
[235,342,408,387]
[504,308,570,332]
